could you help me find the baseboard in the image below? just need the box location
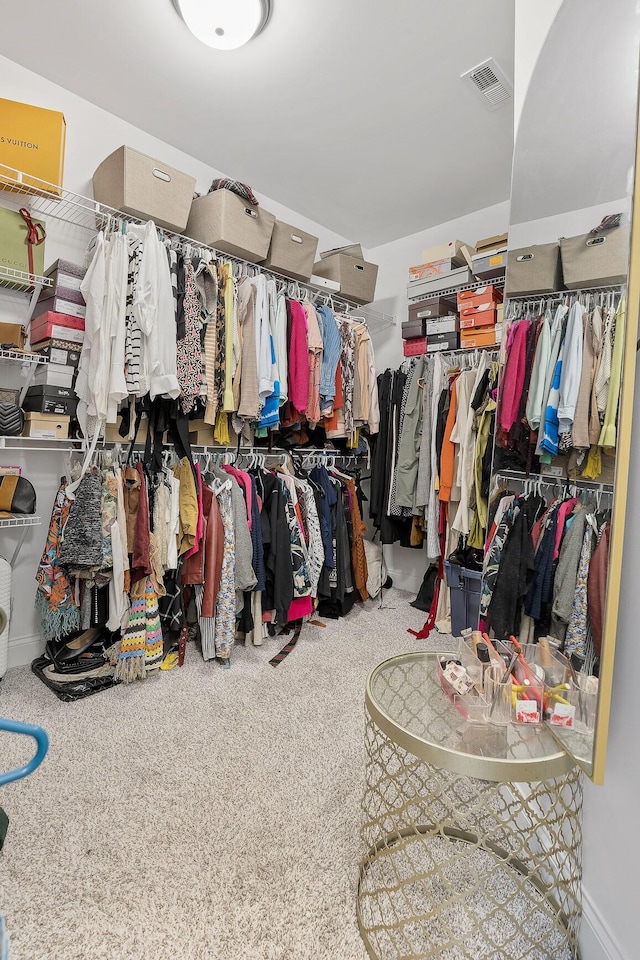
[580,887,627,960]
[7,634,45,670]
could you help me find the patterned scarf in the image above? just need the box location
[35,483,81,642]
[114,577,163,682]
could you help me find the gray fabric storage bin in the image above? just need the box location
[505,243,563,296]
[560,225,630,289]
[262,220,318,281]
[186,190,275,263]
[92,146,196,233]
[313,253,378,304]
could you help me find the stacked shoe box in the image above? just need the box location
[403,240,475,355]
[25,259,86,436]
[457,284,504,350]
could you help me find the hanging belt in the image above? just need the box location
[18,208,45,282]
[269,619,303,667]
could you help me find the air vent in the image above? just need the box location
[461,58,513,112]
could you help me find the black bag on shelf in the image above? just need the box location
[0,475,36,517]
[0,401,24,437]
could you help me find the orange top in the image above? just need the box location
[438,378,458,503]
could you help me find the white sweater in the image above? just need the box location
[557,301,585,433]
[134,221,180,400]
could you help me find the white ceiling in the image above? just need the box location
[0,0,515,247]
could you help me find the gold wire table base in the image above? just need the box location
[358,707,583,960]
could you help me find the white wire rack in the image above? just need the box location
[0,514,41,529]
[0,436,83,452]
[1,164,396,330]
[0,348,47,365]
[0,265,53,294]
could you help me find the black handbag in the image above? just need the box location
[0,402,24,437]
[0,475,36,517]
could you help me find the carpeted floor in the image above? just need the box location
[0,588,449,960]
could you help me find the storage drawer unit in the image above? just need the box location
[23,412,70,439]
[186,190,275,263]
[402,318,425,340]
[30,311,84,346]
[425,316,458,335]
[460,326,500,349]
[407,267,472,300]
[457,285,503,310]
[427,330,459,352]
[22,384,77,416]
[403,337,427,357]
[472,249,507,280]
[32,338,82,368]
[93,146,196,233]
[36,289,85,319]
[459,304,498,329]
[408,295,458,322]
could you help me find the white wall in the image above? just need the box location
[363,201,511,594]
[514,0,563,134]
[509,197,632,249]
[0,56,355,669]
[515,4,638,959]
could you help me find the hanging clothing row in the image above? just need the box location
[77,219,379,456]
[370,350,499,554]
[496,290,625,482]
[480,478,612,674]
[34,441,370,683]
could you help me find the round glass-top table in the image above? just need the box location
[357,652,583,960]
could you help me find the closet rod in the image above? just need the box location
[160,236,369,318]
[495,469,614,494]
[505,283,624,305]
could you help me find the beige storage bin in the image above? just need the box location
[186,190,275,263]
[505,243,563,296]
[262,220,318,281]
[312,253,378,304]
[93,146,196,233]
[560,225,630,289]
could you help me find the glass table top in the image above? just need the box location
[366,652,578,782]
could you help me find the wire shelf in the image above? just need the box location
[0,514,41,529]
[407,276,506,303]
[495,469,614,493]
[0,264,53,294]
[0,348,48,365]
[1,164,396,329]
[505,283,624,304]
[0,436,83,451]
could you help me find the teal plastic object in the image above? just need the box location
[0,718,49,787]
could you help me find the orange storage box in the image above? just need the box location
[459,304,497,329]
[457,285,503,310]
[460,326,498,349]
[0,98,66,196]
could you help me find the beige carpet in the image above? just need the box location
[0,588,445,960]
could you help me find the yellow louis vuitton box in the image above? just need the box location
[0,98,66,197]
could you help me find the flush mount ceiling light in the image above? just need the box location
[173,0,272,50]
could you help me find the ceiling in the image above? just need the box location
[0,0,515,247]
